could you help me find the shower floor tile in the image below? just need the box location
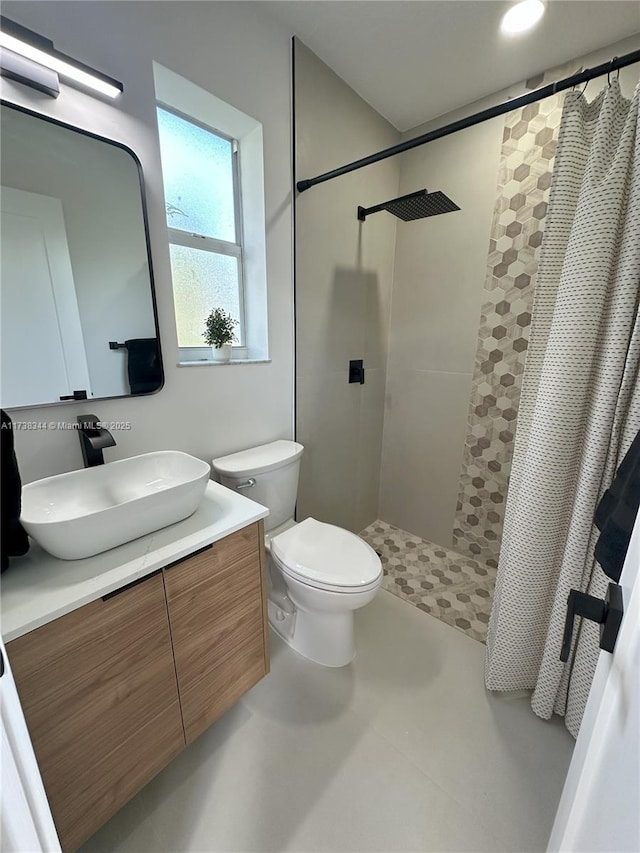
[360,520,496,643]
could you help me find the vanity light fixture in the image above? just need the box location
[500,0,546,35]
[0,16,123,99]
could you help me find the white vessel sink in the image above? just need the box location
[21,451,211,560]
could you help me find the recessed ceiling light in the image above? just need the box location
[501,0,546,35]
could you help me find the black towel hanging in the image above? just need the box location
[1,409,30,572]
[124,338,162,395]
[594,430,640,583]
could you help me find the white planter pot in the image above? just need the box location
[211,343,232,363]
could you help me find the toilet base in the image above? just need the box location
[268,598,356,667]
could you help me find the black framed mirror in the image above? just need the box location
[0,101,163,409]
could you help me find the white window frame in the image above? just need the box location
[154,62,270,365]
[157,104,248,359]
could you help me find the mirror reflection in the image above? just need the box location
[0,104,162,409]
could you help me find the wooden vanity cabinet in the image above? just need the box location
[164,520,269,743]
[6,520,269,852]
[6,571,185,853]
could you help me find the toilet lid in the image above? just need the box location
[271,517,382,590]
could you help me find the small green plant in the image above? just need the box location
[203,308,239,348]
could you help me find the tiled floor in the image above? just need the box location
[82,590,573,853]
[361,520,496,643]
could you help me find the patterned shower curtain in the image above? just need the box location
[485,78,640,738]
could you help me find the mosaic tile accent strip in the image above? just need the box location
[361,520,496,644]
[453,64,579,567]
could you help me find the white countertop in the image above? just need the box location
[1,481,268,643]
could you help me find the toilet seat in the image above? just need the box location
[271,517,382,593]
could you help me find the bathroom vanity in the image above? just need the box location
[1,482,269,852]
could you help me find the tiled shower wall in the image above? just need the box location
[378,96,505,546]
[452,66,575,567]
[295,42,400,534]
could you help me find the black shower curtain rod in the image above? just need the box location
[296,48,640,194]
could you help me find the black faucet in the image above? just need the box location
[76,415,116,467]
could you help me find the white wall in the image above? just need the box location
[379,110,503,545]
[0,1,294,483]
[294,41,400,533]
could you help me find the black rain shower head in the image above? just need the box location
[357,189,460,222]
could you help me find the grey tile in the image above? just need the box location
[361,519,495,643]
[79,793,162,853]
[453,74,566,566]
[81,590,573,853]
[350,594,574,853]
[354,368,387,533]
[379,369,473,546]
[296,368,361,531]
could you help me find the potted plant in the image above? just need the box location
[203,308,238,363]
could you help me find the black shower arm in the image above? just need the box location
[297,49,640,194]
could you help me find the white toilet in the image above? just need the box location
[211,440,382,667]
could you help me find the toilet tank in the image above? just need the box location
[211,440,304,532]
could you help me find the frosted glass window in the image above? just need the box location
[157,108,236,243]
[170,245,241,347]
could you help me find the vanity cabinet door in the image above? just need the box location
[6,571,185,853]
[164,521,269,744]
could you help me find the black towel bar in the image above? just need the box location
[109,341,127,350]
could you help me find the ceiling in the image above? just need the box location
[262,1,640,131]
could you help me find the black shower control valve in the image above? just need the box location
[349,360,365,384]
[560,583,624,663]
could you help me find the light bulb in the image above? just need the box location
[501,0,546,35]
[0,31,122,98]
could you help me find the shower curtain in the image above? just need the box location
[485,78,640,737]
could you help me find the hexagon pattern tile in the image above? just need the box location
[361,520,496,644]
[453,63,577,567]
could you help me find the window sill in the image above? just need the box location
[177,358,271,367]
